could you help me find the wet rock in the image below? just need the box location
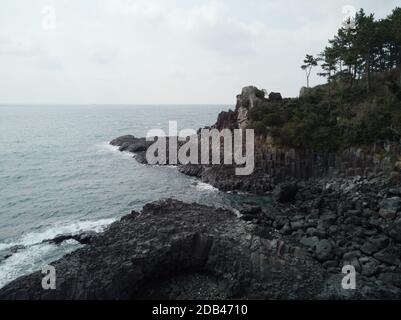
[45,231,97,245]
[110,135,136,147]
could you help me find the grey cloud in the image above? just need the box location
[0,34,43,57]
[38,56,62,70]
[91,49,118,65]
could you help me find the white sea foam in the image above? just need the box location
[19,218,116,247]
[0,218,115,255]
[0,241,80,289]
[0,243,16,251]
[0,217,116,289]
[0,243,56,288]
[195,182,219,192]
[95,141,133,159]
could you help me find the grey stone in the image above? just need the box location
[361,241,380,255]
[379,197,401,219]
[378,273,401,287]
[315,239,333,262]
[369,234,389,251]
[290,221,305,230]
[374,247,401,266]
[343,250,361,261]
[386,217,401,242]
[300,236,319,248]
[360,257,380,277]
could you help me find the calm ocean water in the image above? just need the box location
[0,105,271,288]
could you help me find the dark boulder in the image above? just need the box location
[273,183,299,203]
[315,239,334,262]
[213,110,238,131]
[44,231,97,246]
[110,135,136,146]
[268,92,283,102]
[386,217,401,242]
[379,197,401,219]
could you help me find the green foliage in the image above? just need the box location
[316,7,401,90]
[248,74,401,152]
[301,54,319,88]
[259,6,401,153]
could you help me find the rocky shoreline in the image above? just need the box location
[2,175,401,299]
[95,87,401,298]
[0,199,327,300]
[1,86,400,300]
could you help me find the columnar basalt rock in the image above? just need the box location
[0,200,328,300]
[109,86,393,194]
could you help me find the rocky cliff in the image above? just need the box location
[110,86,394,193]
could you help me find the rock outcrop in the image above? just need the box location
[110,86,393,194]
[236,86,268,129]
[0,199,327,300]
[3,191,401,299]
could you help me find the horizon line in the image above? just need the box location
[0,103,235,106]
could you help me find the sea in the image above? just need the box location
[0,104,272,288]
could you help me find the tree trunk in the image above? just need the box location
[399,67,401,87]
[366,54,371,92]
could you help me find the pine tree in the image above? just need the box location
[318,47,337,97]
[353,9,376,91]
[388,8,401,83]
[301,54,319,88]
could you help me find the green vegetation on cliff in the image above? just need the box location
[248,7,401,153]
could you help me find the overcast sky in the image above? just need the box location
[0,0,399,104]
